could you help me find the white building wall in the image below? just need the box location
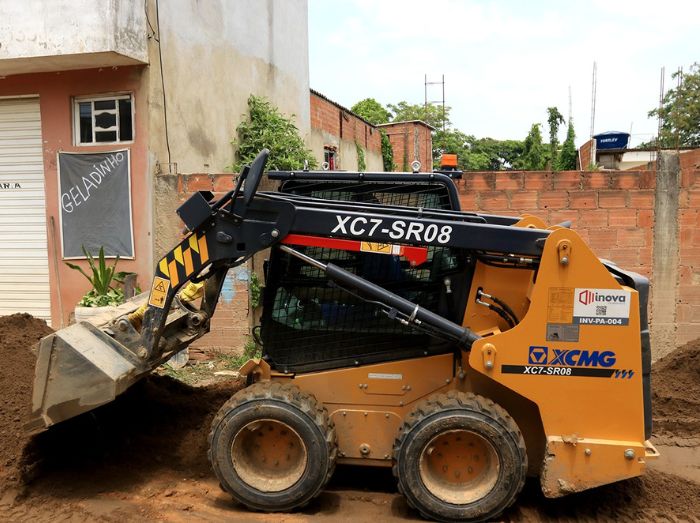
[0,0,148,75]
[148,0,310,175]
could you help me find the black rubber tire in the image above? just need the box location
[208,381,337,512]
[393,391,527,522]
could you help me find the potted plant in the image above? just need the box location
[65,246,132,322]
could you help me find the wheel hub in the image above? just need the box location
[231,418,308,492]
[419,429,500,504]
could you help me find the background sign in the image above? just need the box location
[58,150,134,258]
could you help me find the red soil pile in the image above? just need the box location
[0,314,53,483]
[20,373,241,488]
[652,338,700,438]
[507,469,700,521]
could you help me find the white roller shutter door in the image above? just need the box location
[0,97,51,321]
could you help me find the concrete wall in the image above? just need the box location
[148,0,309,175]
[457,162,700,359]
[149,0,311,256]
[308,91,382,171]
[146,0,310,352]
[0,0,148,75]
[0,66,152,327]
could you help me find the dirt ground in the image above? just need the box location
[1,313,700,522]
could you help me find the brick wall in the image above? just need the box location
[456,170,655,277]
[457,164,700,355]
[309,91,381,153]
[677,168,700,344]
[379,121,433,172]
[174,161,700,357]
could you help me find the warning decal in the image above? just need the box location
[360,242,400,255]
[148,277,170,308]
[547,288,574,323]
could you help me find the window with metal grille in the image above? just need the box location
[323,146,337,170]
[73,94,134,145]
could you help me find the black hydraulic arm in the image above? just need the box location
[137,150,550,360]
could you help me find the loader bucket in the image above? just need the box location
[25,321,149,433]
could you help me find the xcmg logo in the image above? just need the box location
[578,289,627,306]
[528,346,617,367]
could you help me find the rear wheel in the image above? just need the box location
[393,391,526,522]
[208,382,337,512]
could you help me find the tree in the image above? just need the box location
[351,98,395,171]
[558,119,577,170]
[351,98,391,125]
[515,124,547,170]
[387,101,451,130]
[547,107,565,170]
[232,95,317,171]
[648,63,700,147]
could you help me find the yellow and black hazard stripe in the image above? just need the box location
[156,232,210,288]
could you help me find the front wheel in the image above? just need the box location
[208,382,337,512]
[393,391,527,522]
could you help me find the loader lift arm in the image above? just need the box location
[137,150,550,362]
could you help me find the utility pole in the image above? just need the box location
[425,74,446,168]
[589,61,597,167]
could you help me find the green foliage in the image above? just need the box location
[433,129,525,171]
[65,246,131,307]
[649,63,700,147]
[515,124,547,170]
[351,98,391,125]
[387,101,451,130]
[380,130,395,171]
[243,337,262,359]
[231,95,317,171]
[355,142,367,171]
[558,119,577,170]
[249,271,262,309]
[547,107,565,170]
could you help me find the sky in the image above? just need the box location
[308,0,698,147]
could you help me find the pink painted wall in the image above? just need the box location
[0,66,151,326]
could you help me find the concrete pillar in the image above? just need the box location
[650,151,681,360]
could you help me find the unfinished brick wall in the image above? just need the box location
[457,164,700,355]
[172,160,700,357]
[309,91,381,152]
[677,168,700,344]
[378,121,433,172]
[456,170,655,277]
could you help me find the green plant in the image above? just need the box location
[547,107,565,171]
[648,63,700,147]
[380,130,395,171]
[65,246,130,307]
[243,337,262,359]
[515,124,547,170]
[355,142,367,171]
[350,98,391,125]
[231,95,317,171]
[558,119,577,170]
[249,271,262,309]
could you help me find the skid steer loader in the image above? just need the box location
[27,150,657,522]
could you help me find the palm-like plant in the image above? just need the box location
[65,246,129,307]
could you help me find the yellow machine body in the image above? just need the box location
[242,218,657,498]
